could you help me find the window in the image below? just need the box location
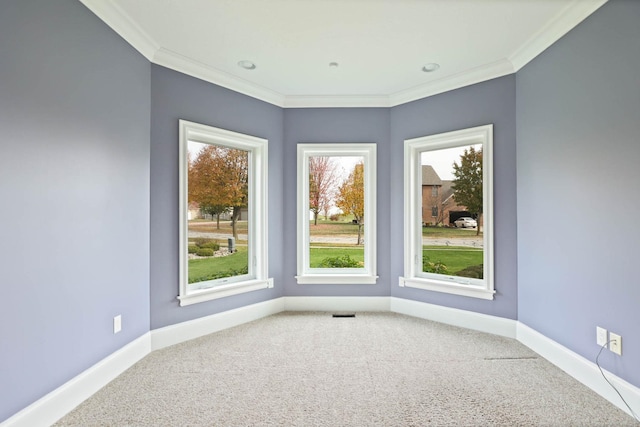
[178,120,271,306]
[431,186,438,197]
[296,143,377,284]
[401,125,494,299]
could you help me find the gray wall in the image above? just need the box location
[5,0,639,421]
[150,65,284,329]
[282,109,391,296]
[0,0,151,422]
[390,76,519,320]
[517,0,640,387]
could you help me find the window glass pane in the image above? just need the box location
[402,125,492,299]
[296,143,376,285]
[308,155,365,269]
[187,141,250,288]
[420,144,483,280]
[179,120,269,306]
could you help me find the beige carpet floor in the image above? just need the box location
[55,312,638,426]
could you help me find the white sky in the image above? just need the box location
[191,142,480,182]
[188,141,206,159]
[421,144,481,180]
[334,155,363,181]
[310,155,363,216]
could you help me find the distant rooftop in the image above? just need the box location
[421,165,442,186]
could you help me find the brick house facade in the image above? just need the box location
[421,165,470,226]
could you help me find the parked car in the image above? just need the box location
[454,217,477,228]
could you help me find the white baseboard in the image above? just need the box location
[1,299,285,426]
[390,297,518,338]
[517,322,640,419]
[151,298,284,350]
[6,297,638,425]
[283,296,390,312]
[1,333,151,427]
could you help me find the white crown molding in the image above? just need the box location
[153,48,286,107]
[79,0,606,108]
[389,59,515,107]
[282,59,516,109]
[283,95,391,109]
[79,0,158,61]
[509,0,608,71]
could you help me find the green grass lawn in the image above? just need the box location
[189,245,366,277]
[306,245,481,274]
[309,246,364,268]
[310,242,362,248]
[186,220,482,278]
[423,246,483,275]
[422,226,482,238]
[188,246,248,283]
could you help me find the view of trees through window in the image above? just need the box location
[420,144,484,279]
[308,155,366,269]
[186,141,250,286]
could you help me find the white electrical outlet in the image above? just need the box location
[596,326,608,347]
[113,315,122,334]
[609,332,622,356]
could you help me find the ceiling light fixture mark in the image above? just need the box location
[238,60,256,70]
[422,63,440,72]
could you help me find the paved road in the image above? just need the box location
[190,231,362,245]
[189,230,482,248]
[189,231,248,241]
[422,237,483,248]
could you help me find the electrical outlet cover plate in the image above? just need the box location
[596,326,607,347]
[609,332,622,356]
[114,315,122,334]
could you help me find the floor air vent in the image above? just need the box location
[332,313,356,318]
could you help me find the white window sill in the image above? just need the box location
[399,276,495,300]
[178,278,274,306]
[296,274,378,285]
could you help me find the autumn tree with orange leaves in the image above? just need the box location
[188,145,248,239]
[336,162,365,245]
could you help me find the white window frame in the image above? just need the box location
[400,125,494,300]
[178,120,272,306]
[296,143,377,284]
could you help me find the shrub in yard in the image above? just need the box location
[193,237,209,246]
[423,257,448,274]
[196,248,214,257]
[188,245,198,254]
[198,241,220,251]
[329,214,341,221]
[319,255,360,268]
[456,264,483,279]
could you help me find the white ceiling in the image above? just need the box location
[80,0,606,107]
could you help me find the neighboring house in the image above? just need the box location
[188,201,202,221]
[421,165,471,226]
[421,165,442,225]
[219,207,249,221]
[190,204,248,221]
